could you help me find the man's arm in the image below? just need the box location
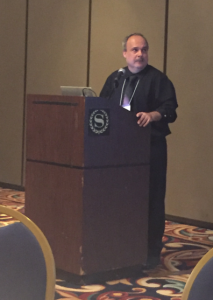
[152,75,178,123]
[137,74,178,127]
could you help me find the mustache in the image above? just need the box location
[135,58,143,62]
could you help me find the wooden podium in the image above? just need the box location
[25,94,150,276]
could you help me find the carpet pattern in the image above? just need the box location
[0,187,213,300]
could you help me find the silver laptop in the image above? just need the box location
[60,86,95,97]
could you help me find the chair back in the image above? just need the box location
[0,205,55,300]
[182,248,213,300]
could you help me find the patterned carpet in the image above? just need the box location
[0,187,213,300]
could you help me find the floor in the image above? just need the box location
[1,187,213,300]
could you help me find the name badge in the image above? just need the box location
[122,104,131,111]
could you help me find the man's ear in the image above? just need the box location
[123,51,127,58]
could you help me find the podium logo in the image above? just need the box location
[89,109,110,135]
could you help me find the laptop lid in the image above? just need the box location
[60,86,95,97]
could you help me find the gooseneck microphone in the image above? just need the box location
[108,68,125,100]
[114,68,125,88]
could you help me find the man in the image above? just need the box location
[100,33,178,268]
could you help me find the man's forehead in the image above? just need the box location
[126,36,148,48]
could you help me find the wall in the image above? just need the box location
[0,1,26,185]
[166,0,213,222]
[27,0,89,95]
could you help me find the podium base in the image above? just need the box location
[56,264,146,285]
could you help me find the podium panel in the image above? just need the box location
[82,165,149,274]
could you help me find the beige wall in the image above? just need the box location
[90,0,166,94]
[166,0,213,222]
[27,0,90,95]
[0,1,26,185]
[1,0,213,223]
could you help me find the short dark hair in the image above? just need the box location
[122,33,149,51]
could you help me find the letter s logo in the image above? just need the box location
[94,114,104,128]
[89,109,109,135]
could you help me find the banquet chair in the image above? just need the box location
[0,205,56,300]
[182,247,213,300]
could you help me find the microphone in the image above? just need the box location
[114,68,125,88]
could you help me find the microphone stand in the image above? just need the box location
[107,81,119,101]
[107,68,125,100]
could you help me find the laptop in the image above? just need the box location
[60,86,96,97]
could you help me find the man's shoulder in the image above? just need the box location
[146,65,165,77]
[107,69,117,79]
[145,65,174,84]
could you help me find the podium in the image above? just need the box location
[25,94,150,276]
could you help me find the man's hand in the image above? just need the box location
[136,111,162,127]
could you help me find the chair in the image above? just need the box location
[182,247,213,300]
[0,205,56,300]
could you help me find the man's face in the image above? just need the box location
[123,35,149,73]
